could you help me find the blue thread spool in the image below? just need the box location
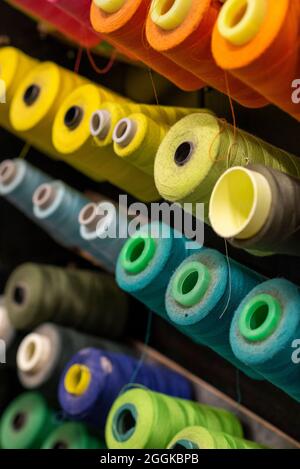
[33,181,88,249]
[230,279,300,401]
[165,249,263,379]
[79,201,129,273]
[116,221,202,321]
[58,347,193,431]
[0,159,51,219]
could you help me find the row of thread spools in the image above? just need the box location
[0,263,264,450]
[10,0,300,119]
[1,46,300,256]
[1,158,300,405]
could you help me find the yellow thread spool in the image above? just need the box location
[0,47,38,132]
[64,364,91,396]
[151,0,193,31]
[52,84,159,201]
[113,112,169,175]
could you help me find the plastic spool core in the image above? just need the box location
[33,184,57,210]
[239,294,282,342]
[218,0,268,46]
[0,160,18,186]
[174,142,194,166]
[120,235,156,274]
[52,441,68,450]
[17,332,52,374]
[172,261,211,308]
[23,84,40,106]
[113,118,138,148]
[90,110,111,139]
[12,412,27,431]
[64,106,83,130]
[209,167,272,240]
[79,203,104,233]
[172,440,199,450]
[94,0,126,14]
[113,404,137,442]
[64,364,91,396]
[13,283,27,306]
[151,0,193,31]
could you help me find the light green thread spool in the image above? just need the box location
[105,389,243,449]
[119,235,157,275]
[171,261,211,307]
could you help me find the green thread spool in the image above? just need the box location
[119,234,157,275]
[105,389,243,449]
[171,261,211,308]
[41,422,105,449]
[154,113,300,219]
[0,392,58,449]
[4,263,128,338]
[168,426,266,450]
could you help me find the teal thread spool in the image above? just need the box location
[165,249,263,379]
[230,279,300,401]
[0,392,58,449]
[105,388,243,449]
[0,159,51,219]
[41,422,105,449]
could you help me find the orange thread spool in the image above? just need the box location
[146,0,267,108]
[212,0,300,120]
[90,0,205,91]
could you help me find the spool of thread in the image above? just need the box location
[79,200,129,273]
[105,388,243,449]
[209,165,300,257]
[52,83,160,202]
[0,47,38,132]
[113,113,169,175]
[146,0,267,108]
[0,297,16,350]
[165,249,263,379]
[9,60,87,159]
[16,323,127,397]
[0,159,51,221]
[0,392,58,449]
[59,347,193,429]
[4,263,128,337]
[41,422,104,449]
[230,279,300,402]
[167,426,265,450]
[90,0,205,91]
[212,0,300,120]
[154,113,300,218]
[33,180,89,249]
[116,221,201,321]
[90,101,199,148]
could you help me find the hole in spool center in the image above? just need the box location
[13,285,26,306]
[129,238,146,263]
[117,409,136,438]
[115,121,129,139]
[52,441,68,449]
[174,142,194,166]
[23,84,40,106]
[91,113,101,133]
[172,440,199,450]
[228,1,248,27]
[24,340,36,362]
[249,304,269,330]
[12,412,27,431]
[181,270,199,295]
[160,0,176,15]
[64,106,83,130]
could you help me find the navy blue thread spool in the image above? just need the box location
[58,347,193,431]
[230,278,300,401]
[165,249,264,379]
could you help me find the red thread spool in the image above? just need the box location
[90,0,205,91]
[146,0,267,108]
[212,0,300,120]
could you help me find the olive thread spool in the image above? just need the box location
[58,347,193,430]
[4,263,128,338]
[105,388,243,449]
[230,279,300,402]
[41,422,105,449]
[116,221,202,322]
[79,200,129,273]
[0,392,59,449]
[167,426,265,450]
[0,159,51,221]
[165,249,263,379]
[16,323,128,398]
